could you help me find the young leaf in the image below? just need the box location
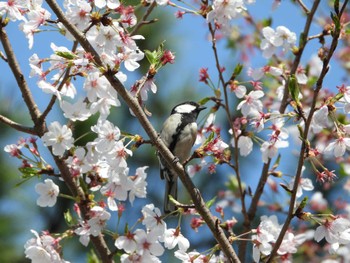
[288,75,300,105]
[205,196,217,208]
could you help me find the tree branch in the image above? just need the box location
[208,22,248,262]
[130,2,157,36]
[45,0,240,261]
[0,22,45,135]
[39,41,79,123]
[0,114,37,135]
[267,1,348,261]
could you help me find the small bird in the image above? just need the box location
[159,101,206,213]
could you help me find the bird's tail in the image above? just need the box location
[163,170,178,214]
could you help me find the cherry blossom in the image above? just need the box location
[206,0,247,33]
[314,217,350,248]
[237,90,264,116]
[64,0,91,30]
[310,192,328,211]
[141,204,167,235]
[4,143,23,157]
[94,0,120,9]
[323,136,350,158]
[115,231,137,253]
[61,99,91,121]
[0,0,26,21]
[24,230,68,263]
[237,135,253,157]
[128,166,148,205]
[35,179,60,207]
[260,139,288,163]
[41,121,74,157]
[100,168,133,211]
[91,119,121,153]
[161,227,190,252]
[20,7,51,49]
[134,229,164,257]
[260,26,296,59]
[87,206,111,236]
[74,221,91,247]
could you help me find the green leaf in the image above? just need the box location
[288,75,300,105]
[202,132,215,148]
[87,249,101,263]
[233,63,243,77]
[144,49,158,65]
[55,51,76,60]
[18,167,38,178]
[271,154,281,170]
[298,32,307,48]
[330,11,341,32]
[299,196,308,210]
[64,210,74,227]
[334,0,340,15]
[198,97,211,106]
[205,196,217,208]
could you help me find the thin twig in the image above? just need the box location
[296,0,310,14]
[130,2,157,36]
[0,114,37,135]
[45,0,240,262]
[39,41,79,122]
[208,22,247,262]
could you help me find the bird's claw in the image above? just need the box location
[172,156,179,164]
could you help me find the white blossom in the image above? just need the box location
[35,179,60,207]
[42,121,74,157]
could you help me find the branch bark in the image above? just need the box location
[0,22,45,135]
[45,0,240,261]
[0,114,37,135]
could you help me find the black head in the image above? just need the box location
[171,101,206,116]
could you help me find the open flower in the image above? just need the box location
[35,179,60,207]
[42,121,74,157]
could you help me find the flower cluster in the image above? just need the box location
[252,215,306,262]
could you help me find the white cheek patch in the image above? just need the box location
[175,104,196,114]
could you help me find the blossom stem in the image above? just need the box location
[59,193,78,201]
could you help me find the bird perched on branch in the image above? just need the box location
[158,101,206,213]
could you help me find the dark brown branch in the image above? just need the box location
[0,23,45,135]
[0,114,37,135]
[45,0,240,261]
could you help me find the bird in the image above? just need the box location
[158,101,206,213]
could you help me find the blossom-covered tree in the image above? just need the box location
[1,0,350,262]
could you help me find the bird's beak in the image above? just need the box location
[198,105,206,112]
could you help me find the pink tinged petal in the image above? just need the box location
[262,27,275,40]
[251,90,264,99]
[301,178,314,191]
[235,85,246,98]
[149,242,164,256]
[314,225,326,242]
[238,136,253,156]
[334,140,346,157]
